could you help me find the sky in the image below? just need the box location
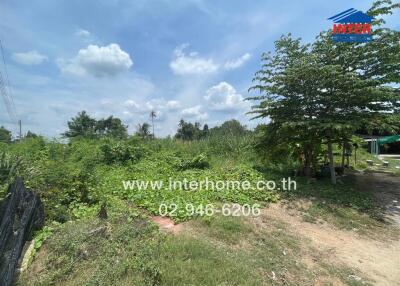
[0,0,398,138]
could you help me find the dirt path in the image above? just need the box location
[150,215,183,234]
[259,203,400,286]
[355,172,400,226]
[152,172,400,285]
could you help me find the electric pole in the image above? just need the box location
[19,119,22,140]
[150,110,156,139]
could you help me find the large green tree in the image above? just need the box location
[175,119,197,140]
[248,0,399,183]
[209,119,248,137]
[96,116,128,139]
[64,111,97,138]
[64,111,128,139]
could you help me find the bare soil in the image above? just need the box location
[258,203,400,286]
[356,172,400,226]
[151,216,183,234]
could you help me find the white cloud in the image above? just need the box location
[170,44,218,75]
[124,99,140,109]
[204,81,248,112]
[224,53,251,70]
[166,100,180,110]
[75,29,91,37]
[58,43,133,77]
[12,50,48,65]
[181,105,208,120]
[122,98,180,124]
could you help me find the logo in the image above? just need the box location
[328,8,373,43]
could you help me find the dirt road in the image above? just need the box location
[260,203,400,286]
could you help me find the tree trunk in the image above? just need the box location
[327,138,336,184]
[304,151,312,178]
[354,148,357,165]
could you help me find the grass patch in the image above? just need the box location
[193,215,253,244]
[159,236,261,286]
[19,209,372,286]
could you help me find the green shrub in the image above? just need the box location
[101,141,147,164]
[178,153,210,170]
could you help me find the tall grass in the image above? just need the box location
[145,134,257,165]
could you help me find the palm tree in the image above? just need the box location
[150,110,156,139]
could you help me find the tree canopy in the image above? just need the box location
[175,119,205,140]
[64,111,128,139]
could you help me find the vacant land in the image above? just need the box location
[18,172,400,286]
[1,136,399,286]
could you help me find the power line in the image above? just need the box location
[0,70,16,121]
[0,37,18,124]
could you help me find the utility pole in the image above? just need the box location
[150,110,156,139]
[18,119,22,141]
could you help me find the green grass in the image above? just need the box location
[159,235,261,286]
[192,215,253,244]
[19,206,370,286]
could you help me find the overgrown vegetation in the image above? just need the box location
[18,204,370,286]
[0,131,281,223]
[0,125,393,231]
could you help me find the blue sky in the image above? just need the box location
[0,0,398,137]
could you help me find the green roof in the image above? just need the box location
[378,135,400,145]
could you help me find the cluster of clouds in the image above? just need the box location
[204,81,247,112]
[10,29,253,136]
[170,44,218,75]
[13,43,250,78]
[181,105,208,120]
[12,31,251,79]
[122,98,181,119]
[170,44,251,75]
[57,43,133,77]
[12,42,133,78]
[122,81,248,123]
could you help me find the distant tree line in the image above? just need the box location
[0,113,254,143]
[175,119,248,141]
[60,110,248,141]
[0,126,38,143]
[175,120,208,140]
